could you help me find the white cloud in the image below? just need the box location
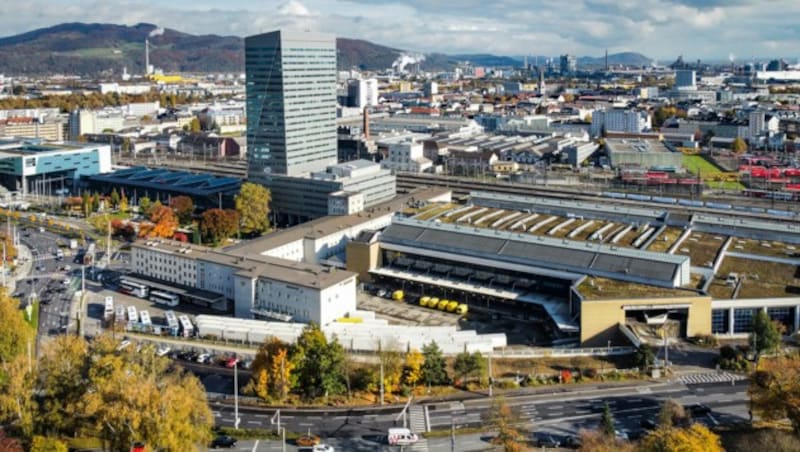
[278,0,312,17]
[0,0,797,59]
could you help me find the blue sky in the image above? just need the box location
[1,0,798,60]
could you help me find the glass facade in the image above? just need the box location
[711,308,729,334]
[767,307,794,330]
[733,308,755,334]
[245,31,337,179]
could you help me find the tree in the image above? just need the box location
[489,398,525,452]
[31,436,68,452]
[639,424,723,452]
[634,344,655,371]
[0,354,36,436]
[601,402,615,437]
[269,348,294,401]
[81,192,92,218]
[0,290,35,362]
[751,310,782,356]
[200,208,239,244]
[453,351,487,386]
[749,353,800,433]
[732,137,748,154]
[378,344,404,398]
[87,213,112,236]
[189,117,201,133]
[146,205,178,239]
[657,399,687,428]
[169,196,195,226]
[402,349,424,387]
[291,323,346,400]
[109,188,120,208]
[579,430,635,452]
[90,192,100,213]
[138,196,152,215]
[119,194,129,213]
[235,182,271,236]
[421,341,448,386]
[35,335,213,450]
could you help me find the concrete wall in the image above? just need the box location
[580,295,712,346]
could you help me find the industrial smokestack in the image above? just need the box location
[363,107,370,140]
[145,38,150,75]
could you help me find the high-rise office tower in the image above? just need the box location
[245,30,337,179]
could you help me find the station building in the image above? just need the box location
[0,138,111,195]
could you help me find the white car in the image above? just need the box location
[312,445,334,452]
[196,353,212,364]
[116,340,131,351]
[156,346,171,357]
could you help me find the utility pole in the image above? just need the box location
[379,339,384,406]
[234,360,240,429]
[488,353,493,397]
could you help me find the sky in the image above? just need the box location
[1,0,799,60]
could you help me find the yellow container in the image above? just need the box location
[437,299,449,310]
[419,296,430,307]
[446,301,459,312]
[429,297,439,309]
[456,304,468,315]
[392,290,404,301]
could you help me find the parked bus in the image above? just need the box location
[119,278,150,298]
[149,290,180,307]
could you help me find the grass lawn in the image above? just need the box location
[683,155,745,190]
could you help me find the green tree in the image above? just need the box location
[138,196,152,215]
[169,195,195,226]
[749,353,800,433]
[421,341,448,386]
[81,192,91,218]
[90,192,100,213]
[732,137,748,154]
[634,344,655,371]
[751,310,782,356]
[453,351,487,386]
[235,182,271,236]
[109,188,120,208]
[291,323,346,400]
[601,402,615,437]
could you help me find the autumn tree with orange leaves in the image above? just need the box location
[139,205,178,238]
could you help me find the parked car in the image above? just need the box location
[116,340,131,351]
[210,435,237,448]
[640,418,657,430]
[534,433,560,448]
[562,435,582,449]
[296,434,321,447]
[224,357,238,368]
[686,404,712,417]
[196,353,212,364]
[156,346,171,357]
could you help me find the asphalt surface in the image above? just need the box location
[18,228,82,350]
[203,378,750,451]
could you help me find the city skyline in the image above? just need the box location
[1,0,799,61]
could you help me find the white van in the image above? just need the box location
[387,428,418,446]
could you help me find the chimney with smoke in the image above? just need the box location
[144,27,164,76]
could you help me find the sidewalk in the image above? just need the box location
[5,242,33,295]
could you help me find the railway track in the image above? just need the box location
[396,173,800,223]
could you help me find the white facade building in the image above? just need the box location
[347,78,379,108]
[590,109,652,136]
[380,135,433,173]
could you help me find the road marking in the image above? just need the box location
[251,440,259,452]
[298,422,313,427]
[247,421,260,425]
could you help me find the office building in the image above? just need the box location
[675,70,697,90]
[245,30,337,179]
[560,54,577,75]
[347,78,379,108]
[590,109,652,136]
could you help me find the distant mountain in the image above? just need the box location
[0,22,652,75]
[578,52,653,68]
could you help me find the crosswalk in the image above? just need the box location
[677,372,747,385]
[408,405,427,434]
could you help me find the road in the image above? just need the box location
[204,378,750,451]
[18,227,82,351]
